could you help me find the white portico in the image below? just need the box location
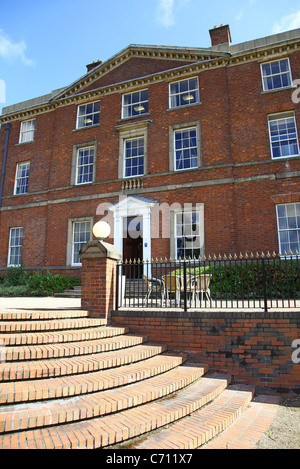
[110,196,156,267]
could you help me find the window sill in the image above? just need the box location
[15,140,34,146]
[72,124,100,132]
[167,102,202,112]
[261,86,296,95]
[74,182,94,186]
[271,154,300,161]
[119,112,151,122]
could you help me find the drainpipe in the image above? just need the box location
[0,123,11,210]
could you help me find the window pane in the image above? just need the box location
[170,78,199,108]
[175,212,201,259]
[277,203,300,254]
[19,120,35,143]
[122,90,148,118]
[8,227,23,266]
[124,138,144,178]
[262,59,292,91]
[77,102,100,128]
[76,147,94,184]
[174,128,198,171]
[269,116,300,159]
[72,221,91,264]
[15,162,30,194]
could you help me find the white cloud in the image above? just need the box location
[155,0,190,27]
[0,29,35,66]
[156,0,176,27]
[272,10,300,34]
[235,10,244,21]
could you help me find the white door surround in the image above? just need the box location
[110,196,156,266]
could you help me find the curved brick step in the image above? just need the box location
[0,352,187,405]
[131,384,254,449]
[0,362,207,434]
[0,325,130,346]
[0,310,90,321]
[0,317,105,333]
[0,370,228,449]
[202,394,280,449]
[0,342,167,381]
[1,333,148,362]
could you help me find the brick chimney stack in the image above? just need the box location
[209,24,232,46]
[86,60,102,73]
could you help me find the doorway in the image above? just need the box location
[123,216,143,278]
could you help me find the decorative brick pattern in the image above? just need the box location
[111,309,300,393]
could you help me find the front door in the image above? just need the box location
[123,216,143,278]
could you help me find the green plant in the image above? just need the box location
[0,268,80,297]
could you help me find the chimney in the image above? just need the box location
[86,60,102,73]
[209,24,232,47]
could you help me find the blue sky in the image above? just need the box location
[1,0,300,113]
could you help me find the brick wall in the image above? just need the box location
[110,309,300,394]
[0,41,299,271]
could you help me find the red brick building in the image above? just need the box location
[0,24,300,277]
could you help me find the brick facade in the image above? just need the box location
[0,25,300,274]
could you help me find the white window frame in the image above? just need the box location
[261,58,292,92]
[268,112,300,160]
[123,136,144,178]
[122,89,148,119]
[14,162,30,195]
[8,227,23,267]
[170,205,204,260]
[19,119,35,143]
[174,126,199,171]
[169,77,200,109]
[75,146,95,185]
[117,121,149,179]
[76,101,100,129]
[71,219,92,266]
[276,203,300,255]
[174,211,202,259]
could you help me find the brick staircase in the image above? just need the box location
[0,308,280,450]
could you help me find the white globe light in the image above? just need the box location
[93,221,111,240]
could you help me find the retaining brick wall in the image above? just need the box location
[110,309,300,394]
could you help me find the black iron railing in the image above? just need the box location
[116,252,300,312]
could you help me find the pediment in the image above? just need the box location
[110,196,157,215]
[52,45,229,101]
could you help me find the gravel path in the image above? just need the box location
[256,395,300,449]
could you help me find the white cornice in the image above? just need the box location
[1,37,300,124]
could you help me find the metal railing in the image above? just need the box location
[115,252,300,312]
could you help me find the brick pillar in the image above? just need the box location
[79,240,122,320]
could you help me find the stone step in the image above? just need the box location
[54,290,81,298]
[0,370,229,449]
[0,352,188,405]
[0,325,130,346]
[1,333,148,362]
[0,342,167,381]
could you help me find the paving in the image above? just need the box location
[0,297,280,450]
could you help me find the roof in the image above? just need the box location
[1,27,300,121]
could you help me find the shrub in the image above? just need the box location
[0,267,80,297]
[170,258,299,300]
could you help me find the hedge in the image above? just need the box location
[0,267,80,297]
